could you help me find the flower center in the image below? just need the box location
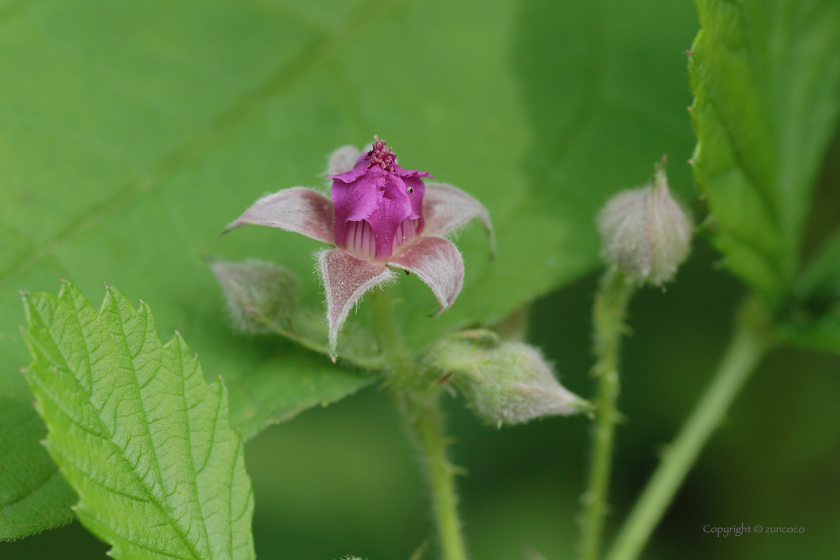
[366,135,396,172]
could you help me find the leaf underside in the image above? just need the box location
[0,0,700,536]
[21,282,255,560]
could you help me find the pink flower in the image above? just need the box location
[224,137,494,361]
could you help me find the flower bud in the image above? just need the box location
[210,259,298,334]
[429,332,589,426]
[597,163,692,285]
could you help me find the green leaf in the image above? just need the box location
[777,230,840,353]
[689,0,840,306]
[0,396,76,540]
[21,282,255,560]
[0,0,699,534]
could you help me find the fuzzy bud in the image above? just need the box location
[597,162,692,285]
[430,332,589,426]
[210,259,298,334]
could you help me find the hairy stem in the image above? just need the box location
[604,296,774,560]
[369,288,467,560]
[580,269,636,560]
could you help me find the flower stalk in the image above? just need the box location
[580,268,636,560]
[604,296,774,560]
[369,287,467,560]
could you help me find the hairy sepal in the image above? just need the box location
[223,187,334,245]
[318,249,398,362]
[389,236,465,316]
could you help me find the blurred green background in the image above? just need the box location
[3,0,839,558]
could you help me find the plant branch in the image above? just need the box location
[369,288,467,560]
[580,268,636,560]
[604,296,774,560]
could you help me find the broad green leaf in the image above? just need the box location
[21,282,255,560]
[778,229,840,353]
[0,0,699,534]
[0,396,76,539]
[689,0,840,306]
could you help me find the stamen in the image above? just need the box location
[345,220,376,259]
[393,218,419,252]
[366,135,396,172]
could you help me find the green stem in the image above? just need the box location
[604,296,774,560]
[368,288,468,560]
[580,269,636,560]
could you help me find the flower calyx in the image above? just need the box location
[428,331,589,427]
[223,137,494,361]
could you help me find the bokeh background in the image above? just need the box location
[3,0,839,558]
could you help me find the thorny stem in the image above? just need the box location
[369,287,468,560]
[604,296,774,560]
[580,268,636,560]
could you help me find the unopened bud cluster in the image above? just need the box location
[597,164,692,285]
[429,332,588,427]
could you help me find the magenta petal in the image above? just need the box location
[388,236,464,315]
[224,187,335,245]
[422,183,495,255]
[367,173,416,259]
[319,249,397,361]
[331,167,420,260]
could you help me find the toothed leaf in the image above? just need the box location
[689,0,840,305]
[20,282,255,560]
